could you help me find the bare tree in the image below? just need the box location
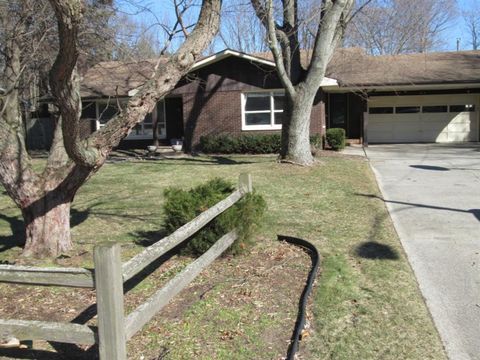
[218,1,268,53]
[0,0,221,257]
[250,0,354,165]
[345,0,456,55]
[463,1,480,50]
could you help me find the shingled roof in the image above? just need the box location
[327,48,480,87]
[80,50,276,98]
[79,48,480,97]
[80,59,163,98]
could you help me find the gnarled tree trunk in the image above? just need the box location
[0,0,222,257]
[22,189,72,257]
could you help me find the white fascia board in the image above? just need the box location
[191,49,276,71]
[128,88,139,97]
[320,77,339,88]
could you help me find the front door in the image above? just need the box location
[165,97,184,140]
[329,93,348,132]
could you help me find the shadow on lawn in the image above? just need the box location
[353,210,399,261]
[355,241,399,260]
[0,202,156,255]
[150,155,257,166]
[0,213,25,253]
[0,207,93,254]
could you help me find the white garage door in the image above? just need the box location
[368,94,479,143]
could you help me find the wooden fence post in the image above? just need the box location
[94,242,127,360]
[238,173,252,194]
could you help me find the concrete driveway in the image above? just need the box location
[365,144,480,360]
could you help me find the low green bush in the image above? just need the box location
[199,133,323,154]
[326,128,346,151]
[163,178,266,256]
[310,133,322,149]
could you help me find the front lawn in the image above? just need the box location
[0,154,445,359]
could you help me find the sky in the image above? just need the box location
[442,0,474,51]
[117,0,479,53]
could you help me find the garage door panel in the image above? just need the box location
[448,132,473,142]
[368,95,479,143]
[450,113,474,124]
[448,122,471,133]
[430,133,448,142]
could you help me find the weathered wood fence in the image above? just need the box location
[0,173,253,360]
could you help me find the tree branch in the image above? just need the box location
[306,0,353,89]
[251,0,296,97]
[48,0,101,168]
[87,0,222,159]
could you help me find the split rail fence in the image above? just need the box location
[0,173,253,360]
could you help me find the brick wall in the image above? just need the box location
[182,89,326,150]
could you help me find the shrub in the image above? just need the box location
[199,135,240,154]
[163,178,266,256]
[200,133,322,154]
[326,128,346,151]
[310,133,322,149]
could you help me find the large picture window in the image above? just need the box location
[242,92,284,130]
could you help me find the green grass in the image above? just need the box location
[0,154,446,359]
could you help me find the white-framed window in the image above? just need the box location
[91,99,167,140]
[241,91,285,130]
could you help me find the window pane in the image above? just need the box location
[274,95,285,110]
[143,113,153,124]
[396,106,420,114]
[274,112,283,125]
[133,124,141,135]
[369,107,393,114]
[450,104,476,112]
[81,102,96,119]
[98,103,120,124]
[157,100,165,123]
[245,94,270,111]
[423,106,448,113]
[246,113,271,126]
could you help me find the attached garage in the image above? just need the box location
[367,94,479,143]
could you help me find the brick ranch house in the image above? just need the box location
[30,48,480,150]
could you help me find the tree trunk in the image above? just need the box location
[21,187,73,258]
[280,89,315,166]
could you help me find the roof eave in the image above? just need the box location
[323,81,480,93]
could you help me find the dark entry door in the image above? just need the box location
[165,97,184,140]
[329,93,348,132]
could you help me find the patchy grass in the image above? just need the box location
[0,154,445,359]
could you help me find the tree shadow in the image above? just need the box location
[131,155,257,166]
[0,213,25,252]
[356,193,480,223]
[131,229,169,247]
[0,347,98,360]
[355,241,399,260]
[409,164,449,171]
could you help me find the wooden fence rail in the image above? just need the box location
[0,173,252,360]
[0,265,94,288]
